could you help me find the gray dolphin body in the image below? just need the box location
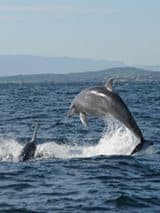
[68,79,147,154]
[19,124,39,162]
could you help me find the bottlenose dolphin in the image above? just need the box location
[68,79,147,154]
[19,124,39,162]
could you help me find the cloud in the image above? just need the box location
[78,7,119,15]
[0,14,25,22]
[0,4,73,14]
[0,3,74,21]
[0,3,118,16]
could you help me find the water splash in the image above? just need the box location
[35,118,140,159]
[0,118,143,162]
[0,137,22,162]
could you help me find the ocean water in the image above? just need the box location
[0,80,160,212]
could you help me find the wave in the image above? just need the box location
[0,118,152,162]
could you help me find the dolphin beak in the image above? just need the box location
[68,106,76,118]
[68,109,73,118]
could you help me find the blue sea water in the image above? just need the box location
[0,80,160,212]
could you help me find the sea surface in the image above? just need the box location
[0,80,159,212]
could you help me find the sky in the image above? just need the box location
[0,0,160,65]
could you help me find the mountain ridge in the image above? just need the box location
[0,66,159,83]
[0,55,124,76]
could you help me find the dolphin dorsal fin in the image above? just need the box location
[105,78,113,91]
[31,124,39,143]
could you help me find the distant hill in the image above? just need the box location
[0,55,124,76]
[0,67,159,83]
[137,65,160,72]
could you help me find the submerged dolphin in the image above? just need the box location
[19,124,39,162]
[68,79,147,154]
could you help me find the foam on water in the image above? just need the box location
[0,119,142,162]
[0,137,22,162]
[35,118,140,159]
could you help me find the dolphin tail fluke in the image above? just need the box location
[131,139,153,155]
[31,123,39,143]
[131,140,144,155]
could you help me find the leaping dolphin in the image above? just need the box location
[68,79,147,154]
[19,124,39,162]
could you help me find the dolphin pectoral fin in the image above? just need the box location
[79,113,88,127]
[105,78,113,91]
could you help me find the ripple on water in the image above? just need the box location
[0,81,159,212]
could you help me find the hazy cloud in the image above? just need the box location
[0,14,27,22]
[0,3,118,16]
[77,7,119,15]
[0,4,73,14]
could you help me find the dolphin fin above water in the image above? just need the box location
[105,78,113,91]
[19,124,39,162]
[30,123,39,143]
